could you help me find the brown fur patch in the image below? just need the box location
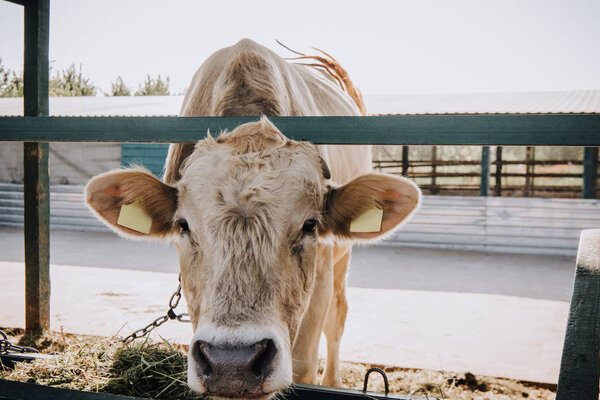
[214,51,286,117]
[85,168,178,238]
[217,117,288,154]
[322,174,420,240]
[164,143,196,184]
[318,156,331,180]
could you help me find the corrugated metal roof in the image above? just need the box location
[0,96,183,116]
[0,90,599,116]
[364,90,600,115]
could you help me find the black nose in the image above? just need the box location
[192,338,277,396]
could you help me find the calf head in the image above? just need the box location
[85,118,420,399]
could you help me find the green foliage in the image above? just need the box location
[50,63,97,97]
[0,57,24,98]
[109,76,131,96]
[1,59,172,98]
[134,74,170,96]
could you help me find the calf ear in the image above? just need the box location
[322,174,421,241]
[85,169,178,239]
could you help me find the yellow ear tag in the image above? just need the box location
[117,199,152,234]
[349,207,383,233]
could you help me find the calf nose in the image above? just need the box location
[192,338,277,395]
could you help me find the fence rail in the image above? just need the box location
[374,155,598,198]
[1,115,600,145]
[4,183,598,256]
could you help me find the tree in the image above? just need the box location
[109,76,131,96]
[50,63,97,96]
[0,57,24,97]
[134,74,170,96]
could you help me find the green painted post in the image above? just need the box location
[23,0,50,332]
[494,146,503,196]
[556,230,600,400]
[479,146,490,196]
[583,147,598,199]
[401,145,409,176]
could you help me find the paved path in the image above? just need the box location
[0,227,577,384]
[0,227,576,300]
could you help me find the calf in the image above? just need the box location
[86,39,421,400]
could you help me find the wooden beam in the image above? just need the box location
[583,147,598,199]
[479,146,490,196]
[494,146,503,196]
[23,0,50,332]
[556,230,600,400]
[4,0,26,6]
[524,147,533,197]
[1,114,600,145]
[0,379,426,400]
[401,145,409,176]
[0,378,148,399]
[430,146,438,194]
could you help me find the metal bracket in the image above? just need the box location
[0,352,53,370]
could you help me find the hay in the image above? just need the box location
[0,327,556,400]
[0,327,117,392]
[103,339,199,399]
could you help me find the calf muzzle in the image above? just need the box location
[192,338,278,397]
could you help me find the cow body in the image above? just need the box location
[85,39,421,400]
[168,39,370,388]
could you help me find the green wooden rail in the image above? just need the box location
[0,379,424,400]
[1,115,600,145]
[1,0,600,399]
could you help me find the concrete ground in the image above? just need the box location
[0,227,576,301]
[0,226,576,384]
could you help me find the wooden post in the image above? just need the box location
[531,147,536,197]
[23,0,50,332]
[524,146,534,197]
[494,146,502,196]
[556,230,600,400]
[401,145,409,176]
[583,147,598,199]
[479,146,490,196]
[430,145,438,194]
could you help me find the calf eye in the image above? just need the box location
[302,219,317,234]
[178,219,189,232]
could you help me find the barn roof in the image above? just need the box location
[0,90,599,116]
[0,95,183,116]
[366,90,600,115]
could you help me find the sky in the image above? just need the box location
[1,0,600,96]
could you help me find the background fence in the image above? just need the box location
[373,145,599,198]
[2,182,599,256]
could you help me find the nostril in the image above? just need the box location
[250,339,277,378]
[192,340,212,377]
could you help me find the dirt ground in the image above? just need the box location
[0,328,556,400]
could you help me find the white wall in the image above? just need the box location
[0,142,120,185]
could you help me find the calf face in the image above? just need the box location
[85,118,421,399]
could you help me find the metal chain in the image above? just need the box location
[0,329,39,355]
[122,274,190,345]
[0,277,190,350]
